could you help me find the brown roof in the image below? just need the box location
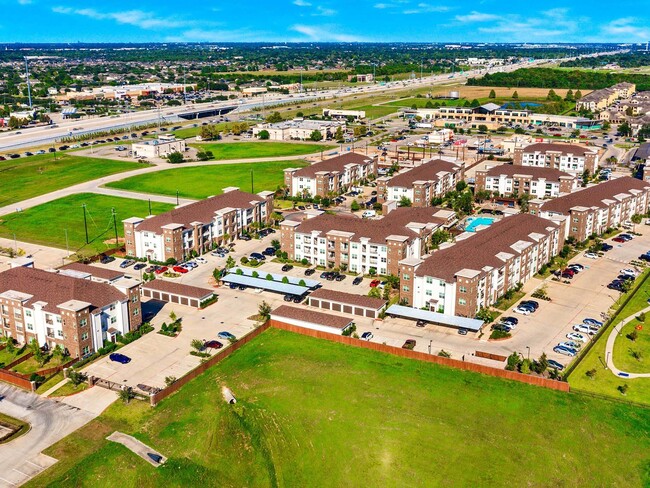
[135,190,263,233]
[142,279,214,300]
[415,214,559,281]
[294,207,448,243]
[540,177,650,214]
[482,164,574,182]
[309,288,386,310]
[520,142,594,156]
[0,267,126,314]
[272,305,353,330]
[387,159,461,187]
[292,153,372,178]
[62,262,125,281]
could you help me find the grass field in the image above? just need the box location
[0,346,28,367]
[0,412,29,445]
[28,328,650,487]
[49,380,88,397]
[0,154,144,208]
[569,270,650,405]
[0,193,174,255]
[106,160,309,200]
[348,104,399,118]
[192,142,333,160]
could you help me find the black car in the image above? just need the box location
[501,316,518,326]
[229,282,238,289]
[416,319,427,328]
[618,274,635,281]
[353,276,363,285]
[281,264,293,272]
[250,252,265,261]
[320,271,329,279]
[240,235,252,241]
[520,300,539,310]
[48,147,56,153]
[305,268,315,276]
[238,284,247,290]
[284,294,294,302]
[639,254,650,262]
[326,273,337,281]
[293,295,303,303]
[262,247,276,256]
[100,255,115,264]
[134,263,146,271]
[335,274,346,282]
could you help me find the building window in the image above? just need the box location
[131,296,138,303]
[110,317,117,324]
[25,310,32,317]
[81,332,88,341]
[458,298,467,305]
[459,286,467,293]
[80,318,87,327]
[82,346,90,356]
[402,274,410,281]
[426,277,433,284]
[402,286,409,292]
[133,309,140,316]
[57,330,64,338]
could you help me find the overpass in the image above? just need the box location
[176,105,238,120]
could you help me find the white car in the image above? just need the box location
[572,324,597,335]
[195,257,208,264]
[513,307,531,315]
[620,268,638,277]
[566,332,588,343]
[584,252,598,259]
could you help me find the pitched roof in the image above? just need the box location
[482,164,574,182]
[291,153,373,178]
[293,206,449,243]
[387,159,461,188]
[135,190,263,233]
[539,177,650,214]
[520,142,595,156]
[272,305,354,330]
[309,288,386,310]
[61,262,125,282]
[142,279,214,300]
[415,214,559,281]
[0,267,126,314]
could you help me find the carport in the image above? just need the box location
[271,305,354,335]
[141,280,215,308]
[385,305,484,332]
[222,273,309,296]
[307,288,386,319]
[230,267,320,289]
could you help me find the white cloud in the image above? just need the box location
[166,28,270,43]
[52,6,196,29]
[18,0,32,5]
[293,0,312,6]
[374,2,392,8]
[601,17,649,41]
[403,3,450,15]
[290,24,363,42]
[474,9,583,40]
[455,11,499,23]
[314,6,336,16]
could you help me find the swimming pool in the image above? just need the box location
[465,216,495,232]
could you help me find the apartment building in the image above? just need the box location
[280,207,456,276]
[474,164,578,198]
[575,83,636,112]
[252,119,344,141]
[513,142,599,175]
[529,176,650,242]
[0,267,142,358]
[398,214,563,317]
[124,188,274,263]
[376,158,464,206]
[283,153,377,198]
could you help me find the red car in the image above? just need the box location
[369,279,381,287]
[154,266,168,274]
[172,266,188,274]
[204,340,223,349]
[613,237,626,243]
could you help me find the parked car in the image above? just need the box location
[218,331,236,341]
[560,340,582,350]
[119,259,135,269]
[584,252,599,259]
[250,252,265,261]
[361,331,373,341]
[583,318,603,328]
[335,274,346,282]
[613,237,627,243]
[320,271,330,279]
[204,340,223,349]
[281,264,293,272]
[458,328,468,335]
[520,300,539,310]
[491,323,512,332]
[144,266,156,273]
[305,268,315,276]
[352,276,363,285]
[402,339,416,350]
[513,306,531,315]
[567,332,588,343]
[134,263,146,271]
[195,257,208,264]
[369,279,381,287]
[416,319,427,328]
[547,359,565,370]
[553,345,577,357]
[240,235,252,241]
[100,255,115,264]
[501,316,518,326]
[172,266,188,274]
[293,295,303,303]
[573,324,597,335]
[601,243,613,251]
[109,353,131,364]
[262,247,276,256]
[568,264,584,271]
[620,268,639,277]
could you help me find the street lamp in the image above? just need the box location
[526,346,530,361]
[428,340,432,354]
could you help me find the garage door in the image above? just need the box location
[332,303,341,312]
[180,297,189,306]
[343,305,352,314]
[161,293,170,301]
[190,299,199,307]
[365,309,375,318]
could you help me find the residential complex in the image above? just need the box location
[513,142,599,175]
[252,118,344,141]
[283,153,377,198]
[575,82,636,112]
[0,267,142,358]
[474,164,578,198]
[398,214,563,317]
[529,176,650,242]
[123,188,274,263]
[280,207,456,276]
[376,158,464,206]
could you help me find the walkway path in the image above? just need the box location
[604,304,650,378]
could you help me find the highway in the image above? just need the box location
[0,50,623,153]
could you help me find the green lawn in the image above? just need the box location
[0,153,144,208]
[192,142,333,160]
[11,354,70,375]
[569,269,650,405]
[49,380,88,397]
[613,316,650,374]
[106,160,309,200]
[28,328,650,487]
[35,371,65,394]
[0,412,29,444]
[0,193,174,255]
[0,346,29,368]
[384,97,464,108]
[348,104,399,118]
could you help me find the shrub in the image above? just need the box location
[298,279,306,286]
[586,369,597,379]
[252,270,259,278]
[266,273,274,280]
[490,329,511,340]
[618,383,629,395]
[627,329,639,342]
[29,373,46,384]
[505,351,521,371]
[249,258,259,266]
[236,268,243,275]
[438,350,451,358]
[342,324,357,337]
[240,256,249,264]
[282,276,289,284]
[637,312,646,322]
[301,258,309,265]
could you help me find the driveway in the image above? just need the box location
[0,384,100,487]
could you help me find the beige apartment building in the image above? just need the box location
[513,142,599,175]
[474,164,578,198]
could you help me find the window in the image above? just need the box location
[82,346,90,356]
[25,310,32,317]
[425,290,432,296]
[27,324,33,331]
[426,277,433,284]
[57,330,64,338]
[133,308,139,316]
[81,332,88,341]
[110,317,117,324]
[402,286,409,292]
[402,274,410,281]
[458,298,467,305]
[459,286,467,293]
[79,318,87,327]
[131,295,138,303]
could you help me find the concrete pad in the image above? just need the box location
[107,431,166,467]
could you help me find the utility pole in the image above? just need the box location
[148,199,152,216]
[251,169,254,193]
[82,204,89,244]
[176,190,179,205]
[24,58,32,109]
[64,228,69,256]
[112,207,118,246]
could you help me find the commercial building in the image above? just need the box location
[474,164,578,198]
[347,74,374,83]
[280,207,456,276]
[575,83,636,112]
[57,83,196,102]
[0,267,142,358]
[242,87,268,97]
[398,214,563,317]
[322,108,366,120]
[529,177,650,242]
[376,158,464,207]
[283,153,377,198]
[513,142,599,175]
[123,187,274,263]
[132,135,186,159]
[252,119,344,141]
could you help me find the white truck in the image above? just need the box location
[362,210,377,219]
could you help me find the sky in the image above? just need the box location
[1,0,649,44]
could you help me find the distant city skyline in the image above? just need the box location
[0,0,648,44]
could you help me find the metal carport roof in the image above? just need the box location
[385,305,484,331]
[223,273,310,296]
[231,267,320,289]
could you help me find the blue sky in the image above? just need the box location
[1,0,649,43]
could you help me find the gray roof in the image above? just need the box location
[633,143,650,162]
[222,273,310,296]
[385,304,484,331]
[230,267,320,289]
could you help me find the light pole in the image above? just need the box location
[526,346,530,361]
[606,351,610,369]
[428,340,432,354]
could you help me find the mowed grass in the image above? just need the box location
[28,328,650,487]
[0,193,174,255]
[106,160,309,200]
[569,270,650,404]
[0,153,144,207]
[348,104,399,118]
[192,142,333,160]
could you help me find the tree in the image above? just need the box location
[574,90,582,99]
[166,152,185,164]
[512,91,519,99]
[585,369,597,379]
[425,100,434,108]
[68,369,87,386]
[488,89,496,99]
[309,130,323,141]
[258,129,270,140]
[368,287,381,299]
[169,310,177,322]
[196,151,213,161]
[350,200,361,212]
[547,89,560,101]
[270,212,284,225]
[271,239,281,250]
[564,89,574,101]
[398,196,412,207]
[191,339,204,352]
[353,126,367,138]
[619,121,632,137]
[505,352,521,371]
[518,193,533,213]
[477,124,488,133]
[258,300,272,321]
[334,126,344,142]
[118,387,135,404]
[225,256,236,270]
[385,274,400,290]
[266,111,283,123]
[430,229,451,250]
